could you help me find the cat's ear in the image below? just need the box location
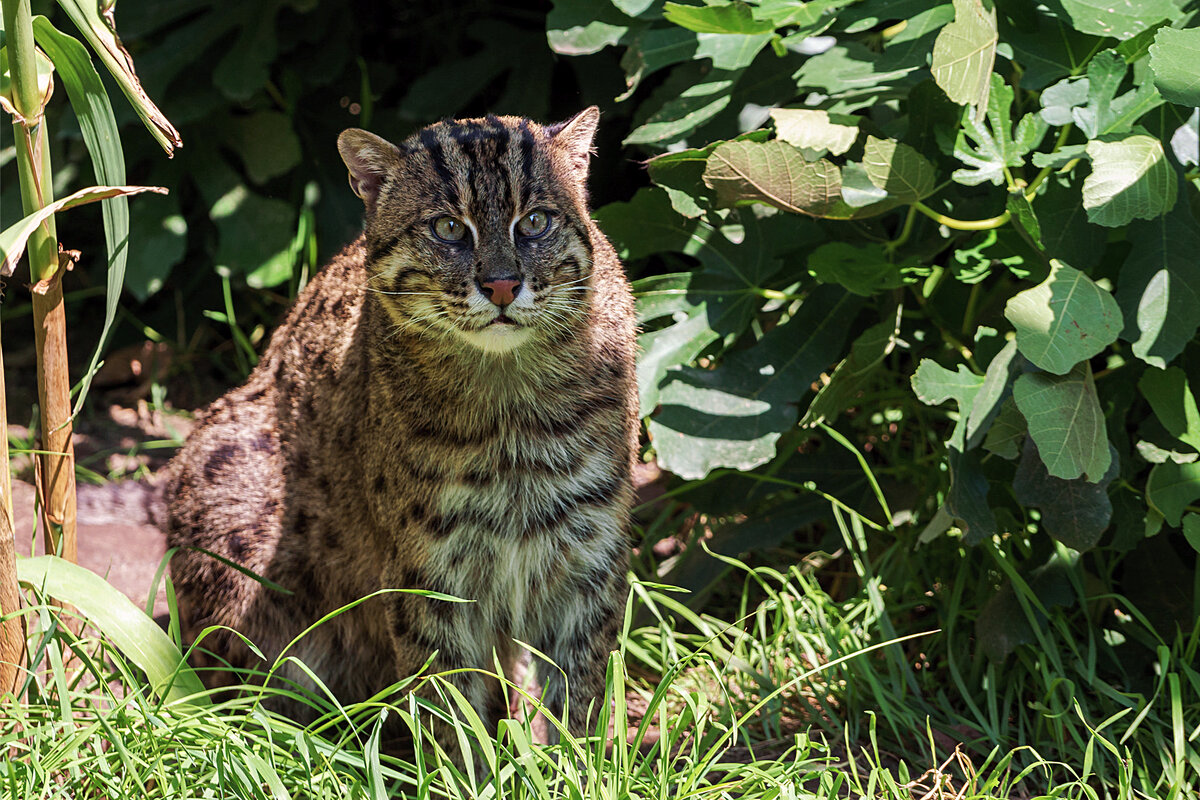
[547,106,600,179]
[338,129,402,206]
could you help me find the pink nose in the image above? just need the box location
[480,278,521,306]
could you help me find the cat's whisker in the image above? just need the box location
[364,287,442,296]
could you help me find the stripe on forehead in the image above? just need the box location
[516,119,537,211]
[445,119,519,220]
[417,127,461,209]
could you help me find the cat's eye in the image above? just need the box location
[432,216,467,243]
[516,210,551,238]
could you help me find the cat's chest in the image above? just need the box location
[421,445,623,634]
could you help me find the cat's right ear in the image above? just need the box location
[338,129,402,206]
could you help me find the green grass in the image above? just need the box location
[2,506,1197,798]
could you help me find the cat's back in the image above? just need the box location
[164,240,370,578]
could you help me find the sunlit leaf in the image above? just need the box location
[662,1,775,35]
[1004,259,1122,375]
[1083,134,1177,227]
[1057,0,1176,41]
[53,0,181,153]
[770,108,859,157]
[0,184,165,277]
[703,140,841,216]
[861,135,936,202]
[930,0,997,116]
[1149,26,1200,108]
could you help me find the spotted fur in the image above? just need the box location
[165,108,637,750]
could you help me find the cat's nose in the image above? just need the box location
[479,277,521,306]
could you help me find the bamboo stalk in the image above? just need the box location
[0,328,25,696]
[4,0,78,564]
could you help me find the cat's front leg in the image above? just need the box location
[383,564,507,766]
[534,559,627,745]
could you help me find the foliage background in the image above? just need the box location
[3,0,1200,789]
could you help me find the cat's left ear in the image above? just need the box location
[338,128,402,207]
[548,106,600,179]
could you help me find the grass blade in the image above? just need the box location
[31,16,131,418]
[16,555,207,705]
[51,0,181,154]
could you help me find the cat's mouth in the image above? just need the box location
[488,313,519,327]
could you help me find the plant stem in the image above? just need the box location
[0,326,23,696]
[4,0,78,564]
[914,202,1010,231]
[885,204,918,255]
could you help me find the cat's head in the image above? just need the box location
[338,109,600,355]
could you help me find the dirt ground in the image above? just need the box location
[13,477,170,619]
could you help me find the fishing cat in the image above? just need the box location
[165,107,637,752]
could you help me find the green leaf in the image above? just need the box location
[224,110,302,186]
[209,183,297,288]
[17,556,207,705]
[1136,440,1198,465]
[1006,12,1103,90]
[1083,134,1178,228]
[645,130,771,217]
[1014,439,1118,552]
[862,135,936,203]
[976,554,1076,659]
[801,306,901,428]
[1115,203,1200,368]
[650,286,861,478]
[1060,51,1163,140]
[1004,259,1122,375]
[211,4,278,101]
[965,338,1020,449]
[631,217,782,413]
[703,140,841,216]
[806,242,904,296]
[946,448,996,543]
[912,360,985,408]
[52,0,181,154]
[912,358,985,452]
[1146,460,1200,527]
[791,42,926,106]
[1149,27,1200,109]
[1039,76,1090,126]
[31,17,135,414]
[1013,363,1111,482]
[1036,178,1105,271]
[1057,0,1176,41]
[0,184,166,278]
[1006,192,1041,247]
[983,398,1026,459]
[770,109,859,157]
[1172,108,1198,167]
[662,1,775,34]
[930,0,997,115]
[620,27,694,98]
[547,0,635,55]
[952,73,1048,186]
[1184,514,1200,554]
[594,187,712,260]
[124,192,187,302]
[1138,367,1200,452]
[624,70,735,145]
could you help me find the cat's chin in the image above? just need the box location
[454,323,535,354]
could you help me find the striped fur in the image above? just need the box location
[165,108,637,754]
